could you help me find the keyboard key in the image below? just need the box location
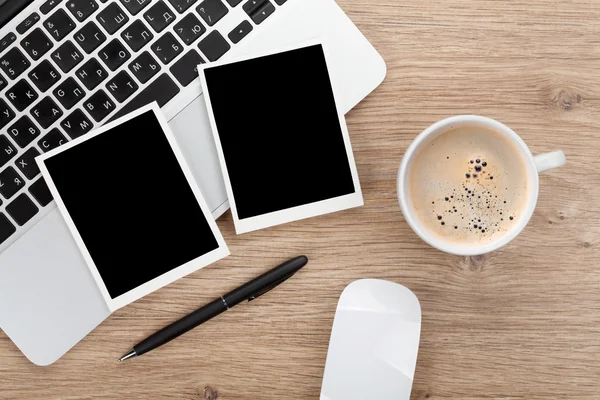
[128,51,160,83]
[61,109,93,138]
[0,32,17,54]
[6,194,39,226]
[44,9,76,41]
[250,0,274,24]
[144,1,176,33]
[15,148,41,180]
[29,178,53,206]
[28,60,61,92]
[228,20,252,44]
[105,70,138,102]
[6,80,38,112]
[53,77,86,109]
[0,136,18,168]
[74,21,106,54]
[274,0,285,4]
[0,72,5,91]
[0,33,16,56]
[198,30,229,62]
[75,58,107,90]
[96,3,129,34]
[7,116,40,148]
[98,39,130,71]
[196,0,228,27]
[226,0,242,6]
[66,0,99,22]
[102,47,135,80]
[83,90,115,121]
[170,49,203,86]
[242,0,266,15]
[40,0,63,14]
[0,167,25,199]
[151,32,182,64]
[38,128,68,152]
[109,73,179,121]
[20,28,53,61]
[0,213,16,245]
[0,99,16,130]
[51,40,83,72]
[174,14,205,45]
[120,0,152,15]
[16,13,41,35]
[0,48,30,80]
[31,97,63,129]
[121,20,154,52]
[168,0,198,13]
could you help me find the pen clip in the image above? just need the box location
[247,273,296,302]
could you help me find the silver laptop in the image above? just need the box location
[0,0,386,365]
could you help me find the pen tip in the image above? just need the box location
[118,349,137,362]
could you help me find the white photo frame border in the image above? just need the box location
[37,102,230,312]
[197,39,364,234]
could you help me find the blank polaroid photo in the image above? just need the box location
[37,103,229,312]
[198,41,363,234]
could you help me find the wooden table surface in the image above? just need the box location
[2,0,600,398]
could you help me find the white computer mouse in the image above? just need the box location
[320,279,422,400]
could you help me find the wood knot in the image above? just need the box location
[466,254,487,271]
[203,386,219,400]
[553,90,581,110]
[580,242,592,249]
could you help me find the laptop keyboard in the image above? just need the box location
[0,0,289,246]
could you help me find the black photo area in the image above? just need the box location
[204,44,356,220]
[45,110,219,299]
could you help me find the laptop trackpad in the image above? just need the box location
[168,95,229,218]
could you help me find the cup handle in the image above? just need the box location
[534,150,566,173]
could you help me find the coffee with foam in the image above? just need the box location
[408,125,530,246]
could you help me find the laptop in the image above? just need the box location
[0,0,386,365]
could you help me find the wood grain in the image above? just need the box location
[2,0,600,398]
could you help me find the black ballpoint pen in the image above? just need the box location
[118,255,309,362]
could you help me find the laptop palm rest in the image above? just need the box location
[0,209,110,366]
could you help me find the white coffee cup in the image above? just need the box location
[397,115,566,256]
